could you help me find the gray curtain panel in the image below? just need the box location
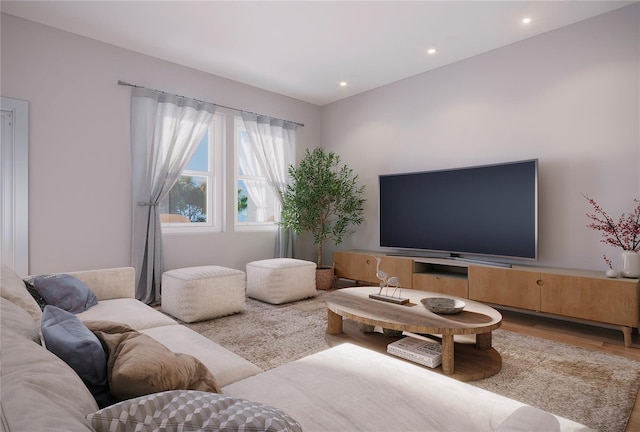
[130,87,216,304]
[241,112,297,258]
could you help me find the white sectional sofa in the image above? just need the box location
[0,265,593,431]
[69,267,261,386]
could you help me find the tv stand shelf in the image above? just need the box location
[413,259,469,298]
[333,250,639,347]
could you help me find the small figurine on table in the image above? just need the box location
[371,257,408,304]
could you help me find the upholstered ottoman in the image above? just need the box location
[246,258,317,305]
[162,266,246,323]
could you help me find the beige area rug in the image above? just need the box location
[475,331,640,432]
[185,292,640,432]
[186,292,330,370]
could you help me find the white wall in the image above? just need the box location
[320,4,640,272]
[1,13,321,274]
[2,5,638,275]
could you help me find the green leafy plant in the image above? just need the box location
[280,148,366,267]
[237,188,248,213]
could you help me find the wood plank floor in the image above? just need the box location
[495,308,640,432]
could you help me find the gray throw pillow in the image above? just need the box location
[41,305,114,408]
[23,273,57,310]
[34,273,97,313]
[87,390,303,432]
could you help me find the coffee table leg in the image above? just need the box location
[327,309,343,335]
[441,334,454,374]
[476,332,492,350]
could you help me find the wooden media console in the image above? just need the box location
[333,250,640,347]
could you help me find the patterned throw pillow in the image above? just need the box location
[22,276,50,310]
[87,390,303,432]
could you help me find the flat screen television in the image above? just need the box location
[379,159,538,262]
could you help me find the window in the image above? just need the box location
[235,117,281,230]
[160,112,224,232]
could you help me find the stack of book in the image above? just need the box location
[387,334,442,368]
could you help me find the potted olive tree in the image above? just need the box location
[280,148,366,290]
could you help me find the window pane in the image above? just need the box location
[238,130,253,176]
[160,114,224,232]
[237,178,275,223]
[160,175,208,223]
[186,132,209,172]
[237,180,249,222]
[235,117,283,229]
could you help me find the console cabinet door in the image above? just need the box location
[334,251,413,287]
[333,252,375,281]
[334,251,374,283]
[540,273,640,327]
[380,257,414,289]
[468,266,541,311]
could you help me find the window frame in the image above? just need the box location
[234,116,279,232]
[161,112,225,234]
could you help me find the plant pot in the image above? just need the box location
[315,267,335,290]
[619,250,640,278]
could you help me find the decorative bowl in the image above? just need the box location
[421,297,466,314]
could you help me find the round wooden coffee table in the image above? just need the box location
[325,287,503,381]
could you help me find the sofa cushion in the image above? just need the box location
[34,274,98,313]
[1,264,43,327]
[141,324,263,387]
[66,267,136,301]
[87,390,302,432]
[1,322,98,431]
[495,406,561,431]
[40,306,113,408]
[223,343,590,432]
[76,298,176,330]
[86,321,221,401]
[1,297,41,344]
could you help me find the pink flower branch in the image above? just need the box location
[584,194,640,254]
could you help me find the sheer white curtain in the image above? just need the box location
[130,87,216,304]
[241,113,296,257]
[238,135,268,222]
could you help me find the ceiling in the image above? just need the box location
[2,1,635,106]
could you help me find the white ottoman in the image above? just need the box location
[162,265,246,323]
[246,258,317,305]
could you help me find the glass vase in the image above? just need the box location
[619,250,640,278]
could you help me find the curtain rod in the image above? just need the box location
[117,80,304,127]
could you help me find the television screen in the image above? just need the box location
[379,159,538,261]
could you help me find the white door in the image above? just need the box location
[1,97,29,276]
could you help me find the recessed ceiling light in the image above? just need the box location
[427,48,437,55]
[521,17,532,25]
[339,81,348,87]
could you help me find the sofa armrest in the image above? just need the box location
[67,267,136,301]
